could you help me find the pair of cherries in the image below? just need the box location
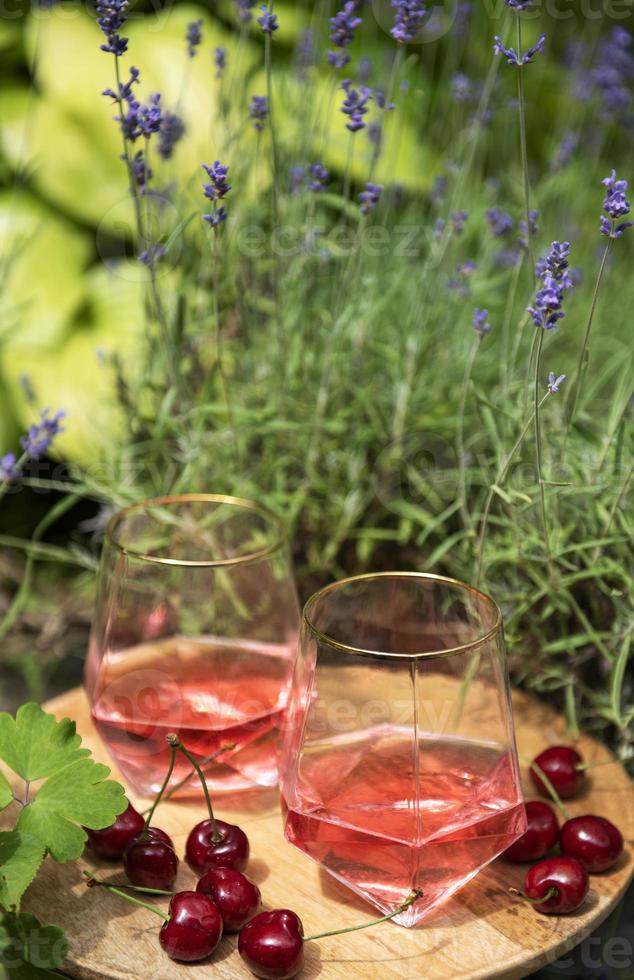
[504,745,624,915]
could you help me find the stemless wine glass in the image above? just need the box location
[279,572,527,926]
[85,494,301,797]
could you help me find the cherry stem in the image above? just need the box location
[84,872,169,921]
[509,886,558,906]
[520,755,571,820]
[303,889,423,941]
[82,872,173,896]
[575,759,613,771]
[141,743,236,815]
[141,742,178,839]
[167,734,222,843]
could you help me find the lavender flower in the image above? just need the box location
[359,182,383,214]
[0,453,19,482]
[340,79,372,131]
[235,0,258,21]
[249,95,269,130]
[519,208,539,245]
[486,207,513,237]
[288,166,305,195]
[458,260,476,276]
[547,372,566,394]
[451,210,468,234]
[131,150,152,191]
[307,162,330,192]
[374,87,395,111]
[258,5,278,33]
[157,112,185,160]
[20,409,66,459]
[138,93,162,137]
[139,244,166,265]
[96,0,128,55]
[390,0,427,44]
[186,19,203,57]
[504,0,532,8]
[600,169,633,237]
[102,65,139,104]
[450,73,472,103]
[494,33,545,66]
[472,308,491,337]
[202,161,231,226]
[328,2,363,69]
[528,243,573,331]
[214,46,227,79]
[592,28,634,122]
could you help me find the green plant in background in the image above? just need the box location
[0,0,631,763]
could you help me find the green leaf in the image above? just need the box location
[0,704,89,781]
[17,759,126,863]
[0,773,12,812]
[0,832,46,911]
[0,911,68,975]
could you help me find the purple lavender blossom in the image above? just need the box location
[131,150,152,191]
[235,0,258,22]
[340,79,372,132]
[519,208,539,245]
[289,165,305,194]
[450,73,472,103]
[504,0,532,9]
[138,93,162,137]
[214,46,227,78]
[592,28,634,121]
[96,0,128,55]
[249,95,269,130]
[20,409,66,459]
[390,0,427,44]
[157,112,185,160]
[451,210,469,234]
[257,5,278,33]
[139,244,166,265]
[186,19,203,58]
[472,308,491,337]
[359,182,383,215]
[202,161,231,226]
[528,242,573,331]
[433,217,445,240]
[458,260,477,277]
[374,87,395,111]
[486,207,513,237]
[328,2,363,69]
[102,65,139,104]
[600,169,633,237]
[307,162,330,192]
[0,453,19,482]
[494,33,545,66]
[547,372,566,394]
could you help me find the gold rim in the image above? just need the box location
[303,571,502,659]
[105,493,287,567]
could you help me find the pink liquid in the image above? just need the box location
[91,636,295,796]
[282,728,526,925]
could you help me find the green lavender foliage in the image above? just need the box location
[0,3,632,759]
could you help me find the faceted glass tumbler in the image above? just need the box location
[85,494,301,797]
[279,572,526,926]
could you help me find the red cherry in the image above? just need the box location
[504,801,559,862]
[124,828,179,890]
[559,815,624,873]
[85,800,145,860]
[524,856,589,914]
[186,819,249,875]
[530,746,584,799]
[196,867,261,931]
[159,891,223,962]
[238,910,304,979]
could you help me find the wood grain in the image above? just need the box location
[8,687,634,980]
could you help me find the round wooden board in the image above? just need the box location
[13,687,634,980]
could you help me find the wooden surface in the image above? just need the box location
[13,687,634,980]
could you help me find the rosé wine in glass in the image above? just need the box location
[85,495,300,797]
[279,572,526,926]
